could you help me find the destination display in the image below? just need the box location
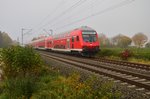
[82,31,96,35]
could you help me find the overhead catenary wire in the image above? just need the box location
[37,0,88,30]
[48,0,105,28]
[31,0,135,39]
[32,0,66,31]
[54,0,135,31]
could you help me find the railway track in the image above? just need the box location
[95,58,150,71]
[39,50,150,75]
[38,51,150,91]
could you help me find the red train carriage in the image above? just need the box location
[51,26,100,56]
[45,36,53,50]
[30,37,47,49]
[30,26,100,56]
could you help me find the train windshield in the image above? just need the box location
[82,31,97,42]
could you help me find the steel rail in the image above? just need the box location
[95,58,150,71]
[39,52,150,91]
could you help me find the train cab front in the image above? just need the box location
[82,45,99,53]
[81,30,100,56]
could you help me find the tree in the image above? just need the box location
[1,46,43,98]
[1,46,42,78]
[0,31,3,47]
[145,42,150,48]
[112,34,121,46]
[118,36,132,48]
[132,33,148,48]
[2,32,12,47]
[0,31,12,47]
[11,40,19,46]
[98,33,111,47]
[112,34,132,48]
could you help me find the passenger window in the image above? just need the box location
[76,36,79,41]
[72,37,74,42]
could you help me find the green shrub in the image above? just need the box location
[97,47,150,61]
[120,49,132,60]
[0,46,121,98]
[97,49,114,57]
[32,73,121,99]
[131,48,150,60]
[97,48,120,57]
[1,46,43,79]
[2,76,38,99]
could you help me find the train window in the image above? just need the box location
[72,37,74,42]
[76,36,79,41]
[82,34,97,42]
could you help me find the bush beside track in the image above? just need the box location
[96,48,150,64]
[0,46,121,99]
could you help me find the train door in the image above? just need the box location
[51,40,53,48]
[45,40,47,49]
[67,39,70,49]
[72,36,74,49]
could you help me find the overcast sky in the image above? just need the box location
[0,0,150,43]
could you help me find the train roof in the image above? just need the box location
[55,26,96,36]
[74,26,96,31]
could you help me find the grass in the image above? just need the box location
[0,66,121,99]
[0,46,121,99]
[129,58,150,65]
[31,73,121,99]
[97,47,150,64]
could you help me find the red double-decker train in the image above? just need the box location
[30,26,100,56]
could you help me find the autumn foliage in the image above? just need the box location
[0,46,121,99]
[132,33,148,48]
[120,49,132,60]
